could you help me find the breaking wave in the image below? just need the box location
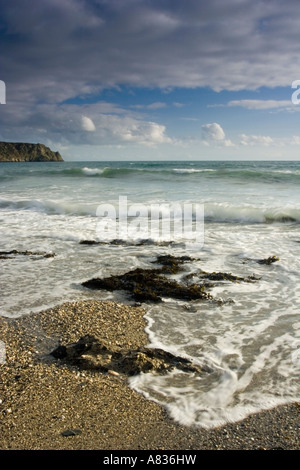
[1,198,299,224]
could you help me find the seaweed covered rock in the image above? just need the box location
[82,250,264,303]
[0,249,56,260]
[257,256,280,265]
[153,254,197,274]
[79,239,178,247]
[82,267,212,303]
[50,334,204,376]
[196,271,260,283]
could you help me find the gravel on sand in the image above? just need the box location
[0,300,299,450]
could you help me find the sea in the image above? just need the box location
[1,159,300,429]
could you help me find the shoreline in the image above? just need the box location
[0,300,299,450]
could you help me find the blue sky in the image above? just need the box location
[0,0,300,161]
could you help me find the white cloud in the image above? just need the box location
[81,115,96,132]
[0,99,172,147]
[131,102,167,110]
[2,0,300,155]
[239,134,274,146]
[291,136,300,145]
[147,102,167,110]
[226,100,293,110]
[202,123,226,141]
[84,112,172,146]
[113,119,172,146]
[202,123,234,147]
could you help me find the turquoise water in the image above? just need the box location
[1,160,300,428]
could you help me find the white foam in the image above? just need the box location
[0,198,99,216]
[173,168,215,174]
[205,202,300,224]
[128,223,300,429]
[1,161,300,429]
[82,167,104,176]
[0,340,6,364]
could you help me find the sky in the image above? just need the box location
[1,0,300,161]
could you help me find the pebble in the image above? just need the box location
[1,299,300,450]
[61,429,82,437]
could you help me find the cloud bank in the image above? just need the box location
[1,0,300,155]
[2,0,300,102]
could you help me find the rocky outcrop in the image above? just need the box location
[0,141,63,162]
[0,249,55,259]
[81,254,261,303]
[257,256,280,265]
[50,334,205,376]
[82,266,213,303]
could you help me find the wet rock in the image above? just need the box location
[153,254,197,274]
[82,267,212,303]
[79,239,179,247]
[0,250,56,260]
[118,348,203,376]
[50,334,204,376]
[79,239,128,246]
[197,271,260,283]
[51,335,108,361]
[61,429,82,437]
[257,256,280,265]
[50,345,67,359]
[200,272,243,282]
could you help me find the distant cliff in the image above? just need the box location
[0,142,64,162]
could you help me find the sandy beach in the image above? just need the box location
[0,299,299,451]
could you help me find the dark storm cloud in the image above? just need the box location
[2,0,300,98]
